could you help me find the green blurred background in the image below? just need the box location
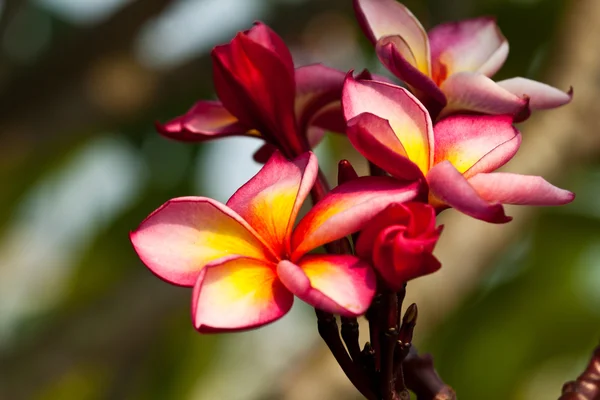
[0,0,598,399]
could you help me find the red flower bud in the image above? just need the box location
[355,202,442,291]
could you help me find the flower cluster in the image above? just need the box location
[131,0,573,334]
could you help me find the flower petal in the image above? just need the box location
[130,197,275,287]
[433,114,521,177]
[192,258,293,332]
[353,0,430,75]
[346,112,424,181]
[376,37,447,116]
[291,176,421,258]
[342,75,434,174]
[246,22,295,73]
[277,255,376,316]
[156,100,251,142]
[427,161,511,223]
[468,173,575,205]
[439,71,529,119]
[428,17,508,79]
[227,152,318,257]
[295,64,346,133]
[496,77,573,110]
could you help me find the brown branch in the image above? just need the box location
[403,349,456,400]
[559,344,600,400]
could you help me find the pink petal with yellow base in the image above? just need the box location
[192,258,293,332]
[130,197,275,287]
[496,77,573,110]
[346,112,424,181]
[375,37,447,114]
[428,17,508,79]
[342,76,434,174]
[227,152,318,256]
[291,176,421,258]
[277,255,376,316]
[439,72,529,119]
[156,101,250,142]
[468,173,575,205]
[353,0,431,75]
[433,114,521,177]
[427,161,511,223]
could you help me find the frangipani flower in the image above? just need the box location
[342,75,574,223]
[353,0,572,119]
[130,152,421,332]
[356,202,442,291]
[156,22,346,160]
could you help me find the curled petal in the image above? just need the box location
[277,255,376,316]
[376,37,447,116]
[291,176,421,258]
[427,161,511,223]
[156,101,250,142]
[496,77,573,110]
[130,197,275,287]
[433,114,521,177]
[192,258,293,332]
[439,71,530,120]
[346,112,424,181]
[227,152,318,257]
[353,0,430,75]
[342,75,434,174]
[468,173,575,205]
[428,17,508,79]
[246,22,295,73]
[295,64,346,133]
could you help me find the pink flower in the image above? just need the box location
[353,0,572,119]
[156,22,346,160]
[342,74,574,223]
[355,202,442,291]
[130,152,421,332]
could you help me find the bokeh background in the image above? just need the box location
[0,0,599,399]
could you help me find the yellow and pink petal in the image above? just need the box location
[428,17,508,80]
[433,114,521,178]
[427,161,511,223]
[468,173,575,205]
[130,197,275,287]
[192,258,293,332]
[227,152,318,257]
[439,72,530,119]
[291,176,422,259]
[342,76,434,174]
[277,255,376,316]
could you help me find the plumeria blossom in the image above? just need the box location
[356,202,442,291]
[342,75,574,223]
[156,22,346,160]
[353,0,572,119]
[130,151,421,332]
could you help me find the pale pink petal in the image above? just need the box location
[427,161,511,223]
[496,77,573,110]
[342,75,434,174]
[376,37,447,116]
[429,17,508,79]
[227,152,318,257]
[277,255,376,316]
[295,64,346,133]
[130,197,275,287]
[291,176,422,258]
[156,100,251,142]
[433,114,521,178]
[468,173,575,205]
[192,257,293,332]
[346,112,424,181]
[353,0,430,75]
[440,71,529,119]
